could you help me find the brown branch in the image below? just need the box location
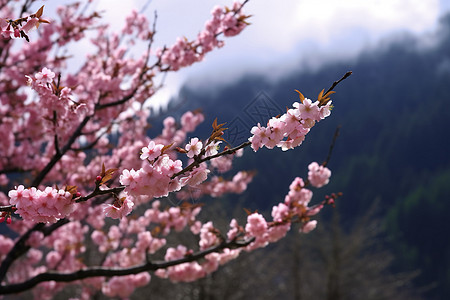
[324,71,352,95]
[75,186,125,203]
[170,71,351,180]
[0,206,14,212]
[96,12,157,111]
[31,116,91,187]
[0,219,70,283]
[0,223,44,283]
[0,237,254,295]
[170,141,251,179]
[323,125,341,168]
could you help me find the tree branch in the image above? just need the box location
[75,186,125,203]
[0,223,44,283]
[323,125,341,168]
[171,141,251,179]
[324,71,352,95]
[31,116,91,187]
[0,237,254,295]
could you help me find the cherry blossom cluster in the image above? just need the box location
[308,161,332,188]
[25,67,85,141]
[242,170,331,251]
[176,169,253,200]
[158,1,250,71]
[53,2,108,46]
[119,152,183,202]
[0,5,48,41]
[149,164,333,282]
[116,128,249,213]
[8,185,75,223]
[102,273,151,298]
[249,90,333,152]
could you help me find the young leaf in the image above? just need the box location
[161,143,174,154]
[35,6,44,18]
[101,168,117,185]
[294,89,305,103]
[65,185,78,195]
[243,208,252,215]
[324,91,336,98]
[317,89,324,101]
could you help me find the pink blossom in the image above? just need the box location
[103,196,134,219]
[119,169,138,187]
[102,273,150,298]
[282,108,301,133]
[8,185,74,223]
[308,162,331,188]
[271,203,289,222]
[300,220,317,233]
[268,117,286,144]
[8,185,29,206]
[180,165,210,186]
[267,223,290,242]
[91,230,108,253]
[190,220,202,235]
[21,17,39,33]
[140,141,164,161]
[199,221,219,250]
[27,231,44,248]
[46,251,62,269]
[319,101,332,119]
[227,219,240,241]
[249,123,270,151]
[158,155,183,177]
[181,111,204,132]
[0,235,14,255]
[245,213,268,239]
[35,67,55,84]
[296,98,320,121]
[205,140,221,156]
[185,137,203,158]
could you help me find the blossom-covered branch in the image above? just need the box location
[0,236,254,295]
[0,0,352,298]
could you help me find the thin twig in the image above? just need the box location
[323,125,341,168]
[31,116,91,187]
[324,71,352,95]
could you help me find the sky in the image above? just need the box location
[48,0,450,109]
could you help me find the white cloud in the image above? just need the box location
[171,0,441,91]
